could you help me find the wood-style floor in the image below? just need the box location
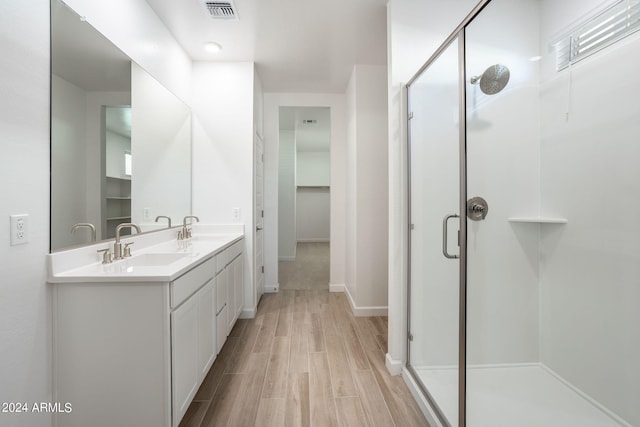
[180,243,428,427]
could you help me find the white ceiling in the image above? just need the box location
[144,0,388,93]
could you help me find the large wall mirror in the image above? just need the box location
[50,0,192,251]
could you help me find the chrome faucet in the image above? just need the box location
[155,215,172,228]
[71,223,96,242]
[114,223,141,260]
[180,215,199,240]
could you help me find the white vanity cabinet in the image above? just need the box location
[51,236,244,427]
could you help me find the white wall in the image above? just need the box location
[296,151,330,186]
[191,61,258,314]
[278,130,297,260]
[387,0,480,370]
[346,65,389,313]
[296,188,330,242]
[263,93,347,292]
[0,2,52,427]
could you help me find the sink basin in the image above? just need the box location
[124,253,189,267]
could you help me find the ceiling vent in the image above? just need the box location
[203,1,238,20]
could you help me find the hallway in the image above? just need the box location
[179,243,426,426]
[279,243,330,291]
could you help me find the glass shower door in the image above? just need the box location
[407,37,461,427]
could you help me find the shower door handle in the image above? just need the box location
[442,214,460,259]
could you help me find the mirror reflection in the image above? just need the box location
[50,0,192,251]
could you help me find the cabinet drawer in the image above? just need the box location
[171,257,215,308]
[228,240,243,261]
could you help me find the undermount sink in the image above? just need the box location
[124,253,189,267]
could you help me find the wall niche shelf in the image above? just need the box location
[508,217,568,224]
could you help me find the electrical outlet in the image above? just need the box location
[143,207,151,221]
[10,214,29,246]
[232,207,241,220]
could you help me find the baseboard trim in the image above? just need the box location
[279,256,295,261]
[329,283,345,293]
[239,306,257,319]
[264,283,279,293]
[296,238,330,243]
[385,353,403,376]
[344,285,388,317]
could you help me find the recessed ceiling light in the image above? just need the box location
[203,42,222,53]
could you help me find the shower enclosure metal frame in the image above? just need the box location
[405,1,491,426]
[407,0,640,425]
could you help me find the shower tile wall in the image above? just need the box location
[467,0,640,424]
[539,3,640,424]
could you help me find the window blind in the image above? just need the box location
[553,0,640,71]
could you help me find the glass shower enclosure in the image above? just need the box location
[407,0,640,426]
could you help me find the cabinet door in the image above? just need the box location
[171,294,199,426]
[216,305,228,354]
[216,268,227,314]
[233,256,244,320]
[197,280,216,377]
[226,259,236,334]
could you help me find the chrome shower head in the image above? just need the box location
[471,64,510,95]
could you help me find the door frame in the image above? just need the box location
[254,131,265,301]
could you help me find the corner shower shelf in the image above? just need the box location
[508,217,568,224]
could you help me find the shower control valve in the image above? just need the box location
[467,197,489,221]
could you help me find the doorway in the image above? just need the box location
[278,106,331,290]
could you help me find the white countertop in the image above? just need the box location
[47,224,243,283]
